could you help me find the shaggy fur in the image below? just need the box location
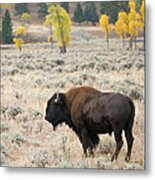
[45,86,135,162]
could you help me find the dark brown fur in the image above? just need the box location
[45,86,135,162]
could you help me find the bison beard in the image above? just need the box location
[45,86,135,162]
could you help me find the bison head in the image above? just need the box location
[45,92,70,130]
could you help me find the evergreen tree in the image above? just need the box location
[15,3,29,16]
[84,2,98,25]
[60,2,69,13]
[2,10,13,44]
[37,3,48,19]
[100,1,129,24]
[73,3,85,24]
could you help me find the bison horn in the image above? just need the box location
[54,91,60,103]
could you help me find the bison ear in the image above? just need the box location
[54,92,66,104]
[59,93,66,104]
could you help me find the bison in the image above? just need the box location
[45,86,135,162]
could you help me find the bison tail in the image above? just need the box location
[125,99,135,131]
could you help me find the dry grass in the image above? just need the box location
[1,27,144,169]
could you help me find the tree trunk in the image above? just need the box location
[129,36,133,49]
[134,36,137,50]
[143,31,145,50]
[122,38,125,49]
[19,46,22,52]
[92,22,96,26]
[121,34,125,49]
[55,7,66,53]
[60,46,66,53]
[106,31,109,49]
[49,26,53,49]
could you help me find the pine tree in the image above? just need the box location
[37,3,48,19]
[100,1,129,24]
[84,2,98,25]
[2,10,13,44]
[60,2,69,13]
[14,3,29,16]
[73,3,85,25]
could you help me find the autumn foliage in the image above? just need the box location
[115,12,128,48]
[114,0,144,49]
[13,25,27,51]
[99,14,113,48]
[13,38,24,51]
[21,13,31,24]
[45,3,71,53]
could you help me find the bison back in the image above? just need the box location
[82,93,135,130]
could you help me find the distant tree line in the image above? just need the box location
[14,3,29,16]
[3,2,142,25]
[13,2,134,25]
[1,0,144,51]
[73,2,98,25]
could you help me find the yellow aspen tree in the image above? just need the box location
[13,25,27,51]
[16,25,27,36]
[21,12,31,24]
[140,0,145,49]
[99,14,113,49]
[140,0,144,25]
[46,3,71,53]
[13,38,24,51]
[115,11,128,48]
[129,0,136,10]
[128,0,142,49]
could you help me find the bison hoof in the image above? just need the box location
[88,149,94,158]
[82,152,88,159]
[125,155,130,162]
[111,154,118,162]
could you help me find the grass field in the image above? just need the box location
[1,26,145,169]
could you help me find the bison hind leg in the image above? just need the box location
[111,129,124,162]
[124,128,134,162]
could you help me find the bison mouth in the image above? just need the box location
[52,124,57,131]
[45,116,59,131]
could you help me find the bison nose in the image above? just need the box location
[45,115,48,120]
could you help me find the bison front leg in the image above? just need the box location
[77,126,94,158]
[111,129,124,162]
